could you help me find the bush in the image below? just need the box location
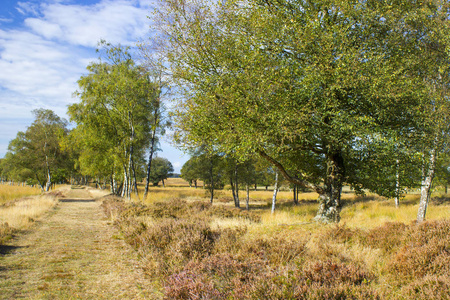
[387,220,450,280]
[358,222,407,253]
[399,275,450,299]
[0,222,14,245]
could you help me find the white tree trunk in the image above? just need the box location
[417,148,437,222]
[394,159,400,208]
[271,172,279,214]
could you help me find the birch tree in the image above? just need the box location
[69,43,157,199]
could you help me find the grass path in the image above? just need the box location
[0,187,159,299]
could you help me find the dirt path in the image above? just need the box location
[0,187,159,299]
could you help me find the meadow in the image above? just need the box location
[0,183,42,204]
[101,178,450,299]
[0,184,59,244]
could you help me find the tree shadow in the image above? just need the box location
[0,245,24,255]
[59,199,96,203]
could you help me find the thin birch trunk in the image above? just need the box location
[394,159,400,208]
[271,172,279,214]
[417,148,437,222]
[234,163,240,208]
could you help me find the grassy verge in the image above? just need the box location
[0,184,42,204]
[102,190,450,299]
[0,189,60,244]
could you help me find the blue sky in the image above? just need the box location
[0,0,188,172]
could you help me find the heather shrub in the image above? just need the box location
[398,275,450,299]
[239,235,307,266]
[205,204,261,223]
[165,253,265,299]
[303,260,373,285]
[387,220,450,280]
[101,192,450,299]
[133,218,218,276]
[323,224,360,244]
[0,222,14,245]
[212,226,248,254]
[100,196,126,219]
[358,222,407,253]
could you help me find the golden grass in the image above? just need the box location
[0,194,58,230]
[129,178,450,230]
[0,184,42,204]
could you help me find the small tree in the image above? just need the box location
[148,157,174,187]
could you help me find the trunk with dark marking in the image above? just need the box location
[417,148,437,222]
[314,151,344,223]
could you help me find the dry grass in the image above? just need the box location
[0,184,42,204]
[0,194,58,230]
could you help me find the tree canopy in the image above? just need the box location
[156,0,450,222]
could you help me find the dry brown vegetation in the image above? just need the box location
[0,184,42,204]
[0,186,61,245]
[102,183,450,299]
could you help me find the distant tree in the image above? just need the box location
[3,109,70,191]
[148,157,174,187]
[180,157,200,188]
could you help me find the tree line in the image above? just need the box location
[0,42,173,198]
[2,1,450,224]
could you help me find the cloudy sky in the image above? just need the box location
[0,0,187,172]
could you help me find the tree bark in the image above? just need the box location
[417,148,437,222]
[271,172,279,214]
[234,163,240,208]
[293,185,299,205]
[230,177,236,205]
[314,151,344,223]
[394,159,400,208]
[209,157,214,204]
[144,131,157,199]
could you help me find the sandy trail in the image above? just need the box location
[0,187,158,299]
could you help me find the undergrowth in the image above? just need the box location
[102,196,450,299]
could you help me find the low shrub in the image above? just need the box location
[398,275,450,299]
[358,222,407,253]
[0,222,14,245]
[103,195,449,299]
[387,220,450,281]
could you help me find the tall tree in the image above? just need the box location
[69,42,158,199]
[156,0,431,222]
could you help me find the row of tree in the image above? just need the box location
[0,43,174,197]
[180,148,450,209]
[155,0,450,222]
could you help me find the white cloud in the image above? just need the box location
[16,2,40,16]
[0,18,14,23]
[24,0,151,47]
[0,0,176,160]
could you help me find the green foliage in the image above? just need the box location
[68,42,160,197]
[148,157,174,186]
[2,109,71,190]
[157,0,450,221]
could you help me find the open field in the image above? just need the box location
[2,182,448,299]
[101,177,450,299]
[0,184,42,204]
